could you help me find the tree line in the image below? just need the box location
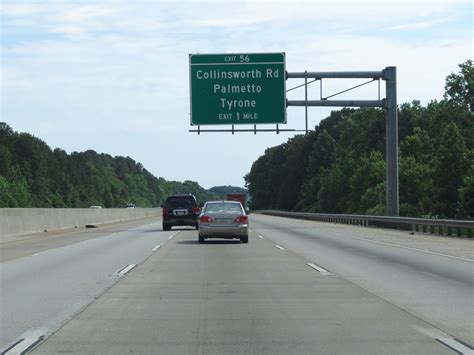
[245,60,473,219]
[0,125,220,208]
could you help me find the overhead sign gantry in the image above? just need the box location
[188,52,399,217]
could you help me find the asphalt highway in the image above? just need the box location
[0,215,472,354]
[249,214,474,346]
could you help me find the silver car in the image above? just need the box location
[198,201,249,244]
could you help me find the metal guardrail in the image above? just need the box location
[259,211,474,238]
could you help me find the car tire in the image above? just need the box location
[198,234,205,244]
[241,234,249,244]
[194,223,199,230]
[162,223,170,231]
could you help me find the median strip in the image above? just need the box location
[306,262,332,276]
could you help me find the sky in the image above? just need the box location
[1,0,472,189]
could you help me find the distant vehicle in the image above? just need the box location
[89,205,102,209]
[198,200,249,244]
[126,203,136,208]
[161,194,201,231]
[226,193,249,213]
[226,193,246,207]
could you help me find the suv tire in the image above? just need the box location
[198,233,205,244]
[162,223,171,231]
[241,234,248,244]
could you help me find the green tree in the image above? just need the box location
[458,163,474,218]
[444,59,473,111]
[308,129,337,175]
[348,151,385,213]
[434,122,468,217]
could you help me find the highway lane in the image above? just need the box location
[0,220,175,352]
[0,217,162,263]
[29,230,466,354]
[2,216,472,354]
[249,214,474,346]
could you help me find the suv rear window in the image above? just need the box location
[165,196,197,209]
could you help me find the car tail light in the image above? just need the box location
[193,207,201,215]
[234,215,248,223]
[200,215,213,223]
[162,207,169,217]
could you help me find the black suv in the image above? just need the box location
[162,194,201,231]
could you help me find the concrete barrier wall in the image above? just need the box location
[0,208,162,238]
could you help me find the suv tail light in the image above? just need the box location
[162,207,169,217]
[193,207,201,215]
[200,215,213,223]
[234,215,248,223]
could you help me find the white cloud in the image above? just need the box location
[386,18,453,31]
[0,4,41,17]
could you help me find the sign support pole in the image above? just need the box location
[305,71,308,135]
[287,68,399,216]
[384,67,399,217]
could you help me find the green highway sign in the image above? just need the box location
[189,53,286,126]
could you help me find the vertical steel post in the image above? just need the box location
[305,71,308,135]
[384,67,399,216]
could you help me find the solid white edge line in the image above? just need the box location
[274,244,286,250]
[31,248,58,257]
[325,230,474,262]
[152,245,161,251]
[116,264,137,276]
[263,215,473,262]
[307,262,332,275]
[3,335,45,354]
[436,337,474,355]
[258,235,264,239]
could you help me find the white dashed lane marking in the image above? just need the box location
[306,262,332,276]
[2,334,45,354]
[114,264,137,277]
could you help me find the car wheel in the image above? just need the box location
[162,223,170,231]
[241,234,248,244]
[194,223,199,230]
[198,234,205,244]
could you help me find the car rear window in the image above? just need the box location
[205,202,243,214]
[165,197,196,209]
